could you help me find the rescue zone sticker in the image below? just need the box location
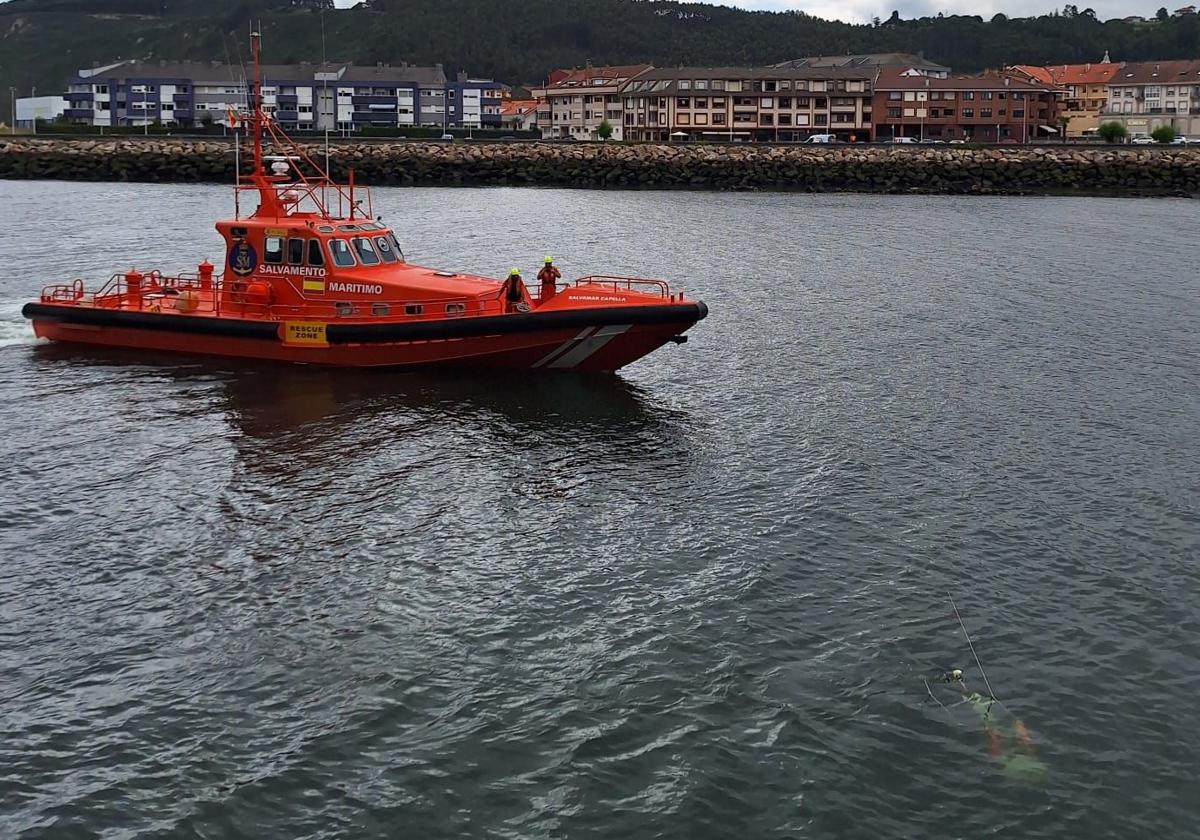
[282,321,328,346]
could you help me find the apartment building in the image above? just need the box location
[538,64,651,140]
[619,66,875,142]
[63,59,501,131]
[1008,56,1118,137]
[871,69,1062,142]
[1101,60,1200,139]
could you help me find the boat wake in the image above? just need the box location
[0,302,37,348]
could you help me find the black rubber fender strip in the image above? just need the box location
[22,300,708,345]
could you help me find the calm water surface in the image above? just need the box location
[1,182,1198,839]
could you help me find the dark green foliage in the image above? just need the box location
[5,0,1200,101]
[597,119,614,140]
[1150,124,1175,142]
[1098,121,1128,142]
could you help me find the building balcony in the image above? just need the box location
[64,107,95,119]
[172,93,191,104]
[275,110,299,121]
[352,94,398,106]
[68,90,94,101]
[276,94,299,105]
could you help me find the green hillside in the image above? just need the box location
[3,0,1199,102]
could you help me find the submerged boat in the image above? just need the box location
[22,34,705,373]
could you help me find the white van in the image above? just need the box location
[804,134,837,144]
[892,136,918,144]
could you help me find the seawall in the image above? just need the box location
[2,137,1199,196]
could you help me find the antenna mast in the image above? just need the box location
[250,24,264,176]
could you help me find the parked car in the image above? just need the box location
[1171,136,1195,144]
[439,133,454,141]
[1131,135,1154,145]
[919,138,947,144]
[948,139,967,145]
[804,133,837,144]
[891,136,917,144]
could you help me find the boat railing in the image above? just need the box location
[573,275,672,298]
[40,272,510,322]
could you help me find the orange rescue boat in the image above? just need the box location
[23,33,706,373]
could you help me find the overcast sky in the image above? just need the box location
[330,0,1156,25]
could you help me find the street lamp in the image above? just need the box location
[9,87,15,135]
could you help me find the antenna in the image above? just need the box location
[320,4,330,211]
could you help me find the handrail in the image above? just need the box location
[573,275,671,298]
[40,271,511,322]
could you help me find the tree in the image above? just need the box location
[1151,124,1176,142]
[596,119,613,140]
[1098,121,1128,143]
[1157,7,1169,20]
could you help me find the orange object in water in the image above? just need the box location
[986,729,1004,758]
[21,32,705,372]
[1013,719,1036,755]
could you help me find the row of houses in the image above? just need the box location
[533,56,1062,143]
[26,51,1200,143]
[60,59,504,131]
[529,53,1200,142]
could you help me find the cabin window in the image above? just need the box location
[264,236,284,264]
[287,238,305,265]
[445,302,466,315]
[308,240,325,266]
[389,233,405,262]
[404,304,423,316]
[371,303,390,316]
[352,237,381,266]
[328,239,356,267]
[374,236,399,263]
[317,225,334,233]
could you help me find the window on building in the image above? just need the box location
[980,108,993,118]
[847,81,864,92]
[795,81,808,92]
[778,113,792,125]
[712,97,727,107]
[963,108,974,117]
[780,80,792,90]
[903,108,915,117]
[694,97,708,108]
[811,81,827,92]
[712,80,725,91]
[778,97,791,108]
[678,114,691,125]
[762,97,774,108]
[798,97,811,107]
[679,80,691,90]
[887,107,901,117]
[761,113,774,125]
[712,112,726,125]
[696,79,708,90]
[695,113,709,125]
[962,92,975,100]
[814,113,828,125]
[677,97,690,108]
[726,80,742,92]
[982,91,993,100]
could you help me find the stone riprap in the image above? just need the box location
[2,137,1199,196]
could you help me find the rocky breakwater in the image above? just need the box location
[3,137,1200,196]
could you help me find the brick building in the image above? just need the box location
[872,69,1062,143]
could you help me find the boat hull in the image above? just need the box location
[23,302,706,372]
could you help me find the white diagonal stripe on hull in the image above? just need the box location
[548,324,632,369]
[532,327,595,368]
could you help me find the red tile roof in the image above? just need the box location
[1108,59,1200,85]
[1010,63,1121,85]
[547,64,652,89]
